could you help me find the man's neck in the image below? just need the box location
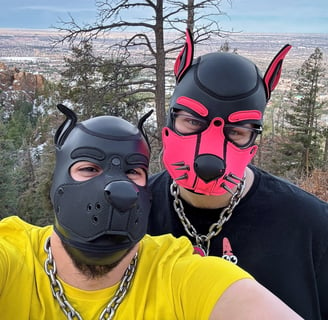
[178,167,254,209]
[49,232,139,291]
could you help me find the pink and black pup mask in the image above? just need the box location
[162,29,291,195]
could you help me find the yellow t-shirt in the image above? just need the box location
[0,216,252,319]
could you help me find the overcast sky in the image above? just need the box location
[0,0,327,33]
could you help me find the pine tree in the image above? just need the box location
[280,47,327,177]
[59,40,149,124]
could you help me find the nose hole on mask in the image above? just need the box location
[87,204,92,211]
[95,202,101,210]
[92,215,99,224]
[164,128,169,136]
[213,120,222,127]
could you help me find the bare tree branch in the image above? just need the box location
[55,0,234,137]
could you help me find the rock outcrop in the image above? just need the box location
[0,62,46,103]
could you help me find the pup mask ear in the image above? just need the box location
[263,44,292,100]
[54,104,78,147]
[174,28,194,83]
[137,109,154,149]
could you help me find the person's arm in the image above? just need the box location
[210,278,303,320]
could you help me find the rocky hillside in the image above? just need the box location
[0,62,46,113]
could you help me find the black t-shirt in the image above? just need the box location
[147,165,328,320]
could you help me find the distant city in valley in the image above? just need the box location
[0,28,327,85]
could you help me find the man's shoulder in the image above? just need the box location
[141,234,192,257]
[0,216,34,231]
[0,216,52,244]
[250,165,328,212]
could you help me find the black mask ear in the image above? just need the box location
[54,104,78,147]
[263,44,292,100]
[137,109,153,150]
[174,28,194,83]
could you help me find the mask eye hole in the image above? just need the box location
[70,161,103,181]
[223,125,262,148]
[172,111,209,135]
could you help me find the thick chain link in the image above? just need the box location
[170,178,245,255]
[44,237,138,320]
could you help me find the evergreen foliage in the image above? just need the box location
[0,100,38,219]
[280,48,326,177]
[59,40,150,124]
[1,38,327,227]
[256,47,327,182]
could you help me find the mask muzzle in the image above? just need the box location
[53,170,151,265]
[162,118,258,195]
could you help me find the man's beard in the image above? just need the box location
[62,241,132,279]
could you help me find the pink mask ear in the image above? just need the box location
[263,44,292,100]
[174,28,194,83]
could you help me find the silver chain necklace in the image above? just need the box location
[44,237,138,320]
[170,178,245,256]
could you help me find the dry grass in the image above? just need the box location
[297,170,328,202]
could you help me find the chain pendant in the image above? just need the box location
[44,237,138,320]
[193,245,207,256]
[171,179,245,260]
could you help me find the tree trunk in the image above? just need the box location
[155,0,166,139]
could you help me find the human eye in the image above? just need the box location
[126,168,146,186]
[174,112,207,134]
[224,126,253,147]
[228,127,248,138]
[186,117,205,129]
[126,168,142,178]
[70,161,102,181]
[79,166,99,174]
[126,168,138,175]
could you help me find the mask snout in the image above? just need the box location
[104,181,139,212]
[194,154,225,182]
